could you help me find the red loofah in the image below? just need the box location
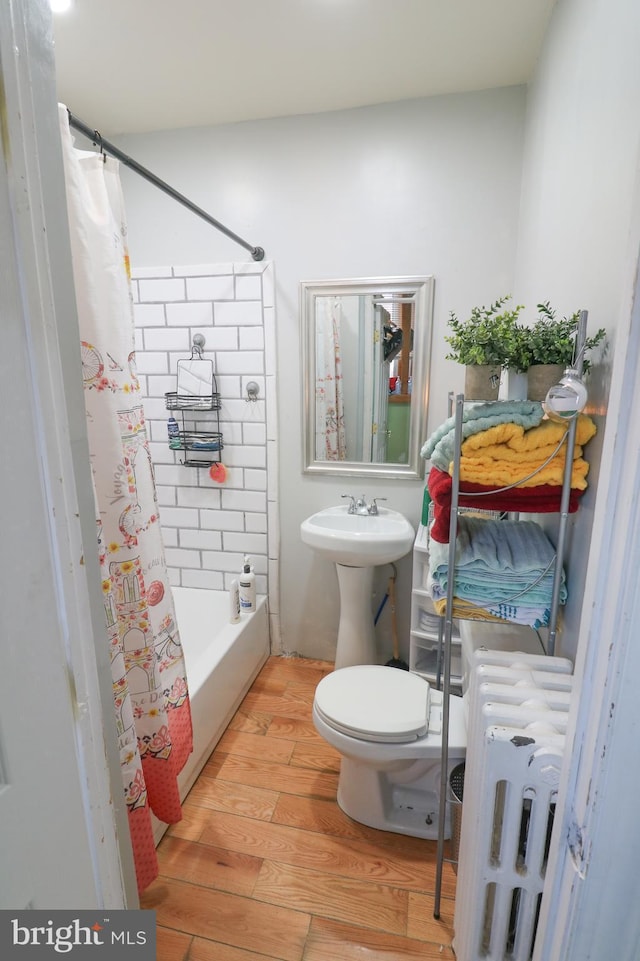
[208,462,227,483]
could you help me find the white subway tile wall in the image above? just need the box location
[132,262,280,645]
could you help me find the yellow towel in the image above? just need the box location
[461,443,584,464]
[433,596,565,631]
[456,456,590,489]
[462,414,596,454]
[508,414,596,452]
[454,413,596,490]
[432,597,505,622]
[461,421,526,450]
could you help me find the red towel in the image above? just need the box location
[427,467,583,543]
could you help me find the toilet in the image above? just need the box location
[313,621,545,840]
[312,664,466,839]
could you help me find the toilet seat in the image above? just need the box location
[314,665,431,743]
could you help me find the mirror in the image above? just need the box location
[300,275,434,478]
[176,357,215,404]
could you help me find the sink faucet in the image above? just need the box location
[341,494,387,515]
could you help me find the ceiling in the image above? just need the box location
[52,0,557,137]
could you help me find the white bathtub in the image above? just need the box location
[152,587,270,842]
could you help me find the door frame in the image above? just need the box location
[1,0,136,906]
[533,148,640,958]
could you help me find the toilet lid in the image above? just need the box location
[314,665,431,742]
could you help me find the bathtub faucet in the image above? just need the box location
[341,494,387,515]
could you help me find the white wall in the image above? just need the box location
[132,260,281,643]
[115,86,527,661]
[513,0,640,663]
[513,0,640,956]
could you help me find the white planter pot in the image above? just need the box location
[499,369,528,401]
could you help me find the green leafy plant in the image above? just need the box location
[445,296,529,370]
[528,302,606,372]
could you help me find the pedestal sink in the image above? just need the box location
[300,505,415,669]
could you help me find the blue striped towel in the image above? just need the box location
[429,515,566,609]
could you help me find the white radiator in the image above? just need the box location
[453,651,573,961]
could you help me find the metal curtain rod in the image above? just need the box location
[67,110,265,262]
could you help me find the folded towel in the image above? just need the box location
[429,515,563,577]
[454,413,596,489]
[457,455,589,490]
[427,467,583,543]
[461,414,596,455]
[428,516,566,628]
[431,563,561,608]
[461,441,583,464]
[432,596,504,623]
[431,594,554,629]
[421,400,544,470]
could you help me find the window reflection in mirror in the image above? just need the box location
[301,276,434,479]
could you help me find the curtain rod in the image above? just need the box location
[67,110,265,262]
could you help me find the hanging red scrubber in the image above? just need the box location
[209,463,227,483]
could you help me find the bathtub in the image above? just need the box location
[152,587,270,842]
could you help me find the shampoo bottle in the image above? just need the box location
[239,555,256,613]
[229,579,241,624]
[167,415,180,448]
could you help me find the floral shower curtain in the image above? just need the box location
[315,296,346,460]
[58,106,192,893]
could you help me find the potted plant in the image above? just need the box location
[526,302,606,400]
[445,295,526,400]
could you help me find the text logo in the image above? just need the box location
[1,911,155,958]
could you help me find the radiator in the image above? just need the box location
[453,651,573,961]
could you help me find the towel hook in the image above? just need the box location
[246,381,260,402]
[191,333,205,358]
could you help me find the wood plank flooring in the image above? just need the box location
[141,655,457,961]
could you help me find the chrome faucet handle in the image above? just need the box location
[369,497,387,515]
[341,493,357,514]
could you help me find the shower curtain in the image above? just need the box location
[315,296,346,460]
[58,106,192,893]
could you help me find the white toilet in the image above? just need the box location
[312,622,545,840]
[312,664,466,839]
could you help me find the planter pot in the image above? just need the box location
[527,364,565,402]
[499,369,528,401]
[464,364,501,401]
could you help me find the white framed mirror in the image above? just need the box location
[300,275,434,479]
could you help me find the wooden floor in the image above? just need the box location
[141,655,457,961]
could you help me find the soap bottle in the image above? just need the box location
[229,579,241,624]
[239,555,256,613]
[167,415,180,448]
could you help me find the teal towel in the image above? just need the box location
[420,400,544,470]
[429,516,567,607]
